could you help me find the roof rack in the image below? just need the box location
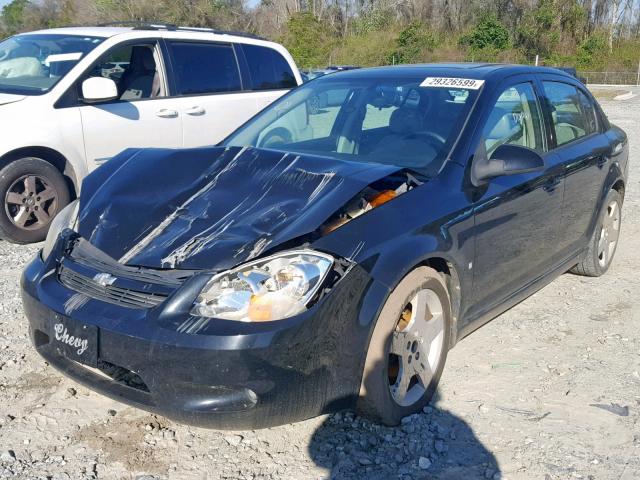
[97,21,265,40]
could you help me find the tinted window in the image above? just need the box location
[242,44,296,90]
[168,42,241,95]
[482,82,545,155]
[543,81,597,147]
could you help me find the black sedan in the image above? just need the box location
[21,64,628,429]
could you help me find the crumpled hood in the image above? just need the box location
[78,146,402,271]
[0,93,26,106]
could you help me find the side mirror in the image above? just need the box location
[471,143,544,186]
[81,77,118,103]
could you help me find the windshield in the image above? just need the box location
[0,34,104,95]
[224,74,481,176]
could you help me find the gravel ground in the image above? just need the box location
[0,90,638,480]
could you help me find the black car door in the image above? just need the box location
[537,76,612,258]
[466,78,565,323]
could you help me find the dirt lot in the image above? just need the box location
[0,90,638,480]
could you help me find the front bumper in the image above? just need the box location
[21,245,388,429]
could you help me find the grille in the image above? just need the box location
[59,267,167,309]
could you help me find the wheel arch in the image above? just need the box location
[603,161,625,200]
[367,243,467,350]
[612,178,625,199]
[0,146,79,200]
[421,257,462,347]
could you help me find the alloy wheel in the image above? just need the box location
[4,174,59,230]
[388,288,445,407]
[597,199,621,268]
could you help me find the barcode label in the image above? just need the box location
[420,77,485,89]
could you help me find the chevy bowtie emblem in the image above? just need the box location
[93,273,117,287]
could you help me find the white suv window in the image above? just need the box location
[84,42,166,100]
[242,44,297,91]
[167,41,242,95]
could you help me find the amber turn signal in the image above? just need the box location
[368,190,396,208]
[248,294,272,321]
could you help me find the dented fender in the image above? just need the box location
[312,161,475,314]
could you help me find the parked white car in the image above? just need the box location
[0,24,301,243]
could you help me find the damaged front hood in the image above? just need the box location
[78,146,402,271]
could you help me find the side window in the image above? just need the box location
[84,43,165,100]
[362,103,398,131]
[482,82,545,155]
[167,41,241,95]
[543,81,596,147]
[242,44,297,90]
[308,87,350,137]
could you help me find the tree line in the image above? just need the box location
[1,0,639,72]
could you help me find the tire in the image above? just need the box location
[357,266,452,425]
[571,189,622,277]
[0,157,71,244]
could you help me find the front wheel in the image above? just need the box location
[0,157,70,244]
[571,189,622,277]
[357,266,451,425]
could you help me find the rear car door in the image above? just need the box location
[164,40,264,147]
[538,76,611,257]
[72,40,183,170]
[469,78,565,318]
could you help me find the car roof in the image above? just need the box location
[19,26,133,38]
[17,26,273,45]
[322,63,575,83]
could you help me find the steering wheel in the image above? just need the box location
[405,131,447,153]
[259,128,292,149]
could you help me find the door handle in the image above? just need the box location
[156,109,178,118]
[185,106,205,116]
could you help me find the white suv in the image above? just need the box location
[0,24,301,243]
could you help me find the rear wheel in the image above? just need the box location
[0,157,70,244]
[571,189,622,277]
[357,266,451,425]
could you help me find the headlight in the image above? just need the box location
[191,250,334,322]
[41,200,79,261]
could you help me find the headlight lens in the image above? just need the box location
[191,250,334,322]
[41,200,79,261]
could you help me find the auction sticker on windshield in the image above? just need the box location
[420,77,485,89]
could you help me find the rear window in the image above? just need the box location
[242,44,297,91]
[543,81,597,147]
[167,41,241,95]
